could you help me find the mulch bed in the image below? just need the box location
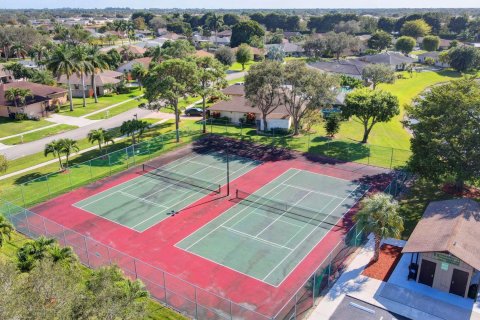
[362,244,403,282]
[442,183,480,199]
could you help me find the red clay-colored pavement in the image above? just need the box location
[30,143,392,318]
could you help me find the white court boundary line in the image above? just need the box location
[176,168,369,287]
[74,152,259,232]
[181,170,301,251]
[262,184,362,282]
[221,226,294,251]
[280,183,344,200]
[74,154,203,208]
[138,160,260,232]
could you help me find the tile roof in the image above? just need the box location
[57,71,123,86]
[402,199,480,270]
[0,81,67,106]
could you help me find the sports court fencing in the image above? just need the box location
[0,128,203,209]
[203,119,412,170]
[0,121,411,319]
[0,171,409,320]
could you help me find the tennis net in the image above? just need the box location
[143,164,221,194]
[235,189,336,226]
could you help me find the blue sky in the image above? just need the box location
[2,0,480,9]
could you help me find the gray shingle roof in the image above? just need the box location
[359,52,415,65]
[402,199,480,270]
[308,60,368,77]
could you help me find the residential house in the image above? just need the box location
[194,50,215,58]
[357,52,416,71]
[0,81,67,118]
[265,42,305,57]
[232,46,266,61]
[208,83,292,131]
[417,37,457,50]
[283,31,301,39]
[0,65,14,83]
[57,70,124,98]
[418,52,450,68]
[116,57,153,79]
[402,199,480,299]
[308,59,369,79]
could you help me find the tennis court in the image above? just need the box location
[73,152,260,232]
[176,168,370,286]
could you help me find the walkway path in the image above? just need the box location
[0,119,169,181]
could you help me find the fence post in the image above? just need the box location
[312,273,316,305]
[84,237,90,267]
[107,246,112,265]
[108,154,112,176]
[125,148,130,169]
[230,301,233,320]
[294,293,298,319]
[194,287,198,319]
[132,144,136,165]
[45,176,51,197]
[89,160,93,179]
[162,271,168,304]
[133,259,138,279]
[390,148,394,169]
[20,185,26,208]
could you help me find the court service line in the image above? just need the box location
[254,191,313,238]
[181,170,300,251]
[279,183,345,200]
[249,210,305,228]
[282,196,338,248]
[133,160,260,231]
[72,205,140,232]
[226,171,303,231]
[269,184,371,288]
[262,184,362,282]
[118,191,170,209]
[185,159,226,171]
[75,154,204,208]
[222,226,294,251]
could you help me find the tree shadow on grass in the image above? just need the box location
[305,137,370,164]
[14,172,48,185]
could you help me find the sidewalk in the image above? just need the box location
[81,95,144,118]
[0,123,60,142]
[309,237,480,320]
[48,114,98,127]
[0,118,168,182]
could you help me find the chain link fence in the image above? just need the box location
[0,124,411,320]
[203,119,412,170]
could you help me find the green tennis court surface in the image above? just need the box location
[176,169,369,286]
[73,152,260,232]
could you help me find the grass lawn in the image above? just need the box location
[228,61,254,72]
[0,231,186,320]
[59,87,143,117]
[330,69,462,149]
[86,97,148,120]
[1,124,78,145]
[410,50,427,56]
[0,117,55,138]
[227,76,245,85]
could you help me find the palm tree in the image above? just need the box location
[0,215,13,248]
[0,30,12,60]
[120,119,149,145]
[354,193,404,262]
[59,138,79,168]
[206,14,223,47]
[72,45,93,107]
[86,46,109,103]
[44,140,65,169]
[11,43,27,59]
[47,44,77,112]
[49,244,77,266]
[88,128,114,151]
[130,63,147,90]
[29,43,49,67]
[17,236,56,272]
[4,87,34,115]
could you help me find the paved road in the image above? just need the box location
[329,296,411,320]
[2,107,151,160]
[1,71,247,160]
